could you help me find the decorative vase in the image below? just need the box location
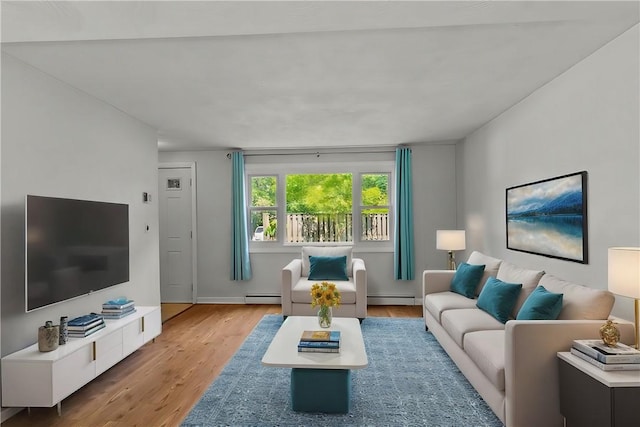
[59,316,68,345]
[38,321,59,352]
[317,306,333,328]
[599,319,620,346]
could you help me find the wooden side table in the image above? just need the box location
[558,352,640,427]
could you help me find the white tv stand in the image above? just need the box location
[1,306,161,415]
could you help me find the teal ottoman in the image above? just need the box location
[290,368,352,413]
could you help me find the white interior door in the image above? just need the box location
[158,167,194,303]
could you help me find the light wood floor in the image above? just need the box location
[160,303,193,323]
[2,304,422,427]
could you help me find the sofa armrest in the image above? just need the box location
[353,258,367,318]
[504,318,635,427]
[281,259,302,316]
[422,270,455,297]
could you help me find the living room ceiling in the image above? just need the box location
[2,1,638,151]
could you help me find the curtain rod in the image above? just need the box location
[226,148,401,159]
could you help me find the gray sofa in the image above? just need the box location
[422,251,634,427]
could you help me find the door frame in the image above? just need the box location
[158,162,198,304]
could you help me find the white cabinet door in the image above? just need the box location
[95,329,124,376]
[52,345,95,404]
[2,360,54,407]
[122,318,144,357]
[143,308,162,343]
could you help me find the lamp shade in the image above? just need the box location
[436,230,466,251]
[608,247,640,299]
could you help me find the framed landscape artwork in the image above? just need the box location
[506,171,588,263]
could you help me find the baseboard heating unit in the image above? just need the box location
[367,296,416,305]
[244,295,281,304]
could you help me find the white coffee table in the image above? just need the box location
[261,316,368,413]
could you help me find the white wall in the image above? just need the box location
[457,25,640,321]
[1,53,161,357]
[159,143,457,303]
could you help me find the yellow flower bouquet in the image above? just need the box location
[310,281,341,328]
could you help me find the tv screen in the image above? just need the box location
[26,195,130,312]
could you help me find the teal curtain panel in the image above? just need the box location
[231,151,252,280]
[394,147,415,280]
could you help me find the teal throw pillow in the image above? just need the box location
[450,262,486,298]
[516,285,564,320]
[476,277,523,323]
[308,255,349,281]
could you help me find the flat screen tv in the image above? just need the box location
[26,195,130,312]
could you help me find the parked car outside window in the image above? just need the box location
[253,226,264,241]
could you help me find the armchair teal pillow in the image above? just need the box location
[476,277,523,323]
[308,255,349,281]
[450,262,486,298]
[516,285,564,320]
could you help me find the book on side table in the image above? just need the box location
[571,339,640,370]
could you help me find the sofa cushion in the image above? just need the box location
[467,251,502,295]
[308,255,348,281]
[496,260,544,317]
[291,278,356,304]
[450,262,486,298]
[441,308,504,348]
[302,246,353,277]
[477,277,523,323]
[464,330,506,391]
[516,285,564,320]
[538,274,615,320]
[424,292,478,323]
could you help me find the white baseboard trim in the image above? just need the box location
[244,295,281,304]
[367,296,416,305]
[1,407,23,423]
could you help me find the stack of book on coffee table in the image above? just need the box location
[298,330,341,353]
[571,339,640,371]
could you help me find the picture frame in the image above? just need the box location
[506,171,588,263]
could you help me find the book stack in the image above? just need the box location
[68,313,105,338]
[571,339,640,371]
[298,330,341,353]
[101,299,136,319]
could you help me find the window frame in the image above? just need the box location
[246,160,394,251]
[359,172,391,242]
[247,174,278,242]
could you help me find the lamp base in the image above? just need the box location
[447,251,456,270]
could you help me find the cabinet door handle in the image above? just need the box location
[141,317,145,333]
[92,342,96,361]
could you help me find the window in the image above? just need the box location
[361,173,390,241]
[249,175,277,241]
[286,173,353,243]
[247,159,393,246]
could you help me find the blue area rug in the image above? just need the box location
[182,315,503,426]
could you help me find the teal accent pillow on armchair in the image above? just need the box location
[516,285,564,320]
[308,255,349,281]
[476,277,522,323]
[450,262,486,298]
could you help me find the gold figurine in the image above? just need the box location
[599,320,620,347]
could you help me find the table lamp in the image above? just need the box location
[608,247,640,348]
[436,230,466,270]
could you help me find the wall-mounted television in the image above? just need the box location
[26,195,130,312]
